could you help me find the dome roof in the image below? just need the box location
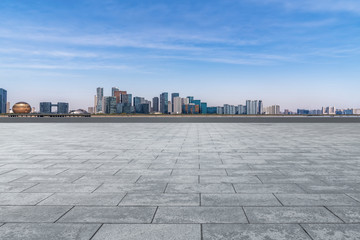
[12,102,31,114]
[69,109,88,114]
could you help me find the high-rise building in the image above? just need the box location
[237,105,246,114]
[265,105,281,115]
[200,102,207,114]
[224,104,236,114]
[6,102,10,113]
[122,94,133,113]
[246,100,251,115]
[207,107,217,114]
[113,90,127,104]
[96,87,104,113]
[322,106,336,115]
[168,101,172,113]
[103,96,117,114]
[216,106,224,114]
[258,100,263,114]
[187,96,194,103]
[0,88,7,114]
[57,102,69,114]
[160,92,168,114]
[172,97,182,114]
[40,102,52,113]
[152,97,159,112]
[171,93,179,112]
[134,97,145,113]
[181,97,189,105]
[111,87,119,97]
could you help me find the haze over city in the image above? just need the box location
[1,0,360,110]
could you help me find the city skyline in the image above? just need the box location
[1,0,360,109]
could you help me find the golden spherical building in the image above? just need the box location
[12,102,31,114]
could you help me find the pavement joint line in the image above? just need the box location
[71,174,85,183]
[231,183,237,193]
[89,223,104,240]
[344,193,360,204]
[34,192,56,205]
[134,175,142,183]
[242,206,250,224]
[116,193,128,206]
[200,223,204,240]
[163,183,169,193]
[299,223,315,240]
[324,206,346,223]
[150,206,159,223]
[20,182,40,193]
[272,193,284,206]
[254,175,263,184]
[91,183,104,193]
[55,168,70,175]
[53,205,75,223]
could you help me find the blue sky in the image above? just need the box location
[1,0,360,110]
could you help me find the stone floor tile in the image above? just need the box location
[92,224,201,240]
[24,183,101,193]
[153,206,248,223]
[95,183,167,193]
[201,194,281,206]
[0,206,72,222]
[233,184,306,194]
[0,193,52,205]
[275,194,360,206]
[58,206,156,223]
[166,183,235,193]
[0,223,100,240]
[203,224,311,240]
[38,193,126,206]
[302,224,360,240]
[328,207,360,223]
[119,193,200,206]
[244,207,343,223]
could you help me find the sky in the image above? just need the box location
[0,0,360,111]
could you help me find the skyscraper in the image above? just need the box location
[171,93,179,112]
[173,97,182,114]
[152,97,159,112]
[134,96,145,113]
[246,100,251,115]
[258,100,263,114]
[0,88,7,114]
[168,101,172,113]
[103,96,117,114]
[96,87,103,113]
[160,92,168,114]
[111,87,119,97]
[113,90,127,104]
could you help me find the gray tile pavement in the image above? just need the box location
[1,123,360,239]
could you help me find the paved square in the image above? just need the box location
[0,122,360,239]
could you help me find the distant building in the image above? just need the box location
[152,97,159,112]
[168,101,172,113]
[103,96,117,114]
[111,87,119,97]
[322,106,336,115]
[134,96,145,113]
[173,97,182,114]
[187,96,194,103]
[96,87,103,113]
[0,88,7,114]
[200,102,207,114]
[171,93,179,112]
[297,109,310,115]
[224,104,236,114]
[237,105,246,114]
[88,107,94,114]
[216,106,224,114]
[6,102,10,114]
[181,97,190,105]
[122,94,133,113]
[160,92,168,114]
[113,90,127,104]
[264,105,281,115]
[207,107,217,114]
[182,103,199,114]
[57,102,69,114]
[40,102,52,113]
